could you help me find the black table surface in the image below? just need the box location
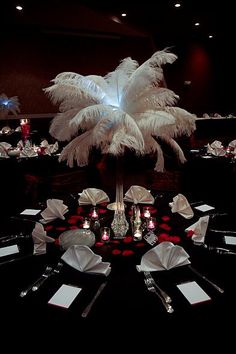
[1,192,236,349]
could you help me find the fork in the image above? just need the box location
[20,266,53,297]
[144,271,172,303]
[145,279,174,314]
[32,262,63,291]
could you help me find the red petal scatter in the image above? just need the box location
[169,236,181,243]
[55,238,60,246]
[161,215,170,222]
[56,227,67,231]
[149,206,157,214]
[95,242,104,247]
[159,223,171,231]
[69,226,79,230]
[67,218,78,225]
[122,250,134,256]
[76,207,83,214]
[186,230,194,238]
[135,242,146,247]
[112,249,122,255]
[158,233,170,242]
[44,225,53,231]
[98,208,107,214]
[123,236,133,243]
[110,240,120,244]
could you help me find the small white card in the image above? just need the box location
[177,281,211,305]
[20,209,41,216]
[144,231,158,246]
[194,204,215,212]
[224,236,236,245]
[48,284,82,309]
[0,244,19,258]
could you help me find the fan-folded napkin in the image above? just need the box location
[123,185,154,204]
[0,142,11,158]
[61,245,111,276]
[185,215,210,244]
[78,188,110,206]
[40,139,59,155]
[169,193,194,219]
[40,199,68,223]
[137,241,190,272]
[207,140,226,156]
[32,222,55,255]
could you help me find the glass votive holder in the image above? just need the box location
[100,227,110,243]
[82,217,91,229]
[90,206,99,221]
[133,227,142,241]
[143,206,151,218]
[146,217,157,232]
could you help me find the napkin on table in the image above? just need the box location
[185,215,210,244]
[169,193,194,219]
[40,199,68,223]
[61,245,111,276]
[79,188,110,206]
[136,241,190,272]
[123,185,154,204]
[207,140,226,156]
[32,222,55,255]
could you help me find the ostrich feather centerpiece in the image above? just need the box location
[45,48,196,238]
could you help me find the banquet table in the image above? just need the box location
[1,191,236,350]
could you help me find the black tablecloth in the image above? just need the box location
[1,193,236,349]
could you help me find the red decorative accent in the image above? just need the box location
[44,225,53,231]
[159,223,171,231]
[161,215,170,222]
[112,249,122,255]
[95,242,104,247]
[76,207,83,214]
[168,236,181,243]
[69,226,79,230]
[110,240,120,244]
[67,218,78,225]
[135,242,146,247]
[123,236,133,243]
[186,230,194,237]
[158,233,170,242]
[149,206,157,214]
[98,208,107,214]
[122,250,134,256]
[55,238,60,246]
[55,227,67,231]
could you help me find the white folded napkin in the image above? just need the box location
[123,185,154,204]
[32,222,55,255]
[228,140,236,148]
[40,199,68,223]
[137,241,190,272]
[20,148,38,158]
[169,193,194,219]
[185,215,210,244]
[40,140,59,155]
[0,142,11,158]
[79,188,110,206]
[61,245,111,276]
[207,140,226,156]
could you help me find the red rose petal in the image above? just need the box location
[95,242,104,247]
[135,242,146,247]
[122,250,134,256]
[44,225,53,231]
[56,227,67,231]
[186,230,194,237]
[69,226,79,230]
[161,215,170,222]
[159,223,171,231]
[123,236,133,243]
[112,249,122,255]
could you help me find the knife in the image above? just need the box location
[188,265,224,294]
[81,282,107,318]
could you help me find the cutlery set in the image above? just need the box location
[20,262,63,297]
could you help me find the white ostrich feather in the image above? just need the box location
[49,108,81,141]
[45,48,196,171]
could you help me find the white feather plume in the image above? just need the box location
[45,48,196,171]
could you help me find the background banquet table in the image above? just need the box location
[1,191,236,349]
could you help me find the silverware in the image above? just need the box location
[209,229,236,234]
[144,279,174,313]
[32,262,63,291]
[144,271,172,303]
[188,265,224,294]
[0,233,31,244]
[20,266,53,297]
[81,282,107,318]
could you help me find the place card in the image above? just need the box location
[20,209,41,216]
[177,281,211,305]
[0,244,19,258]
[194,204,215,212]
[224,236,236,245]
[143,231,158,246]
[48,284,82,309]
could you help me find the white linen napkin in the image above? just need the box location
[228,140,236,148]
[32,222,55,255]
[20,148,38,158]
[61,245,111,276]
[169,193,194,219]
[40,140,59,155]
[78,188,110,206]
[207,140,226,156]
[0,142,11,158]
[136,241,190,272]
[123,185,154,204]
[185,215,210,244]
[40,199,68,223]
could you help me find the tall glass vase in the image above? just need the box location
[111,158,129,239]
